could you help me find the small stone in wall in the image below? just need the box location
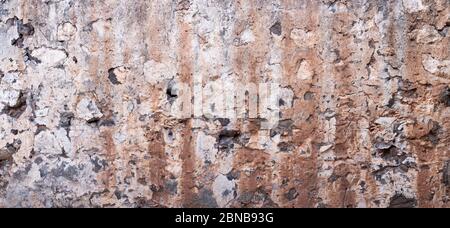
[34,130,63,155]
[212,174,235,207]
[270,119,294,137]
[279,87,294,108]
[108,68,121,85]
[176,0,191,11]
[416,25,442,44]
[57,22,77,41]
[304,91,314,101]
[17,21,34,36]
[235,28,255,46]
[296,60,314,80]
[30,47,67,67]
[76,97,103,123]
[290,28,317,48]
[403,0,426,13]
[0,88,22,107]
[90,155,108,173]
[422,55,450,77]
[50,162,79,182]
[226,169,240,181]
[278,141,294,152]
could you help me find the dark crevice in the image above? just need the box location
[98,118,116,127]
[277,142,294,152]
[217,129,241,151]
[388,194,417,208]
[426,121,441,145]
[398,79,417,98]
[1,91,27,118]
[0,139,21,161]
[108,68,121,85]
[270,21,282,36]
[10,17,34,48]
[24,48,41,64]
[59,112,74,136]
[285,188,299,201]
[270,119,294,137]
[166,80,178,104]
[215,118,230,127]
[304,91,314,101]
[225,169,240,181]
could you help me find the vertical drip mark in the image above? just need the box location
[402,12,435,209]
[81,2,118,198]
[176,17,196,206]
[315,5,337,207]
[275,0,321,208]
[329,9,358,208]
[351,3,378,208]
[228,0,276,208]
[142,2,174,206]
[145,130,168,203]
[101,12,117,195]
[180,121,195,206]
[101,130,117,190]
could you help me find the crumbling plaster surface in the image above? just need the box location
[0,0,449,208]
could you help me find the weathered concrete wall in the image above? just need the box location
[0,0,449,208]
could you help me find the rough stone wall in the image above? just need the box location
[0,0,449,208]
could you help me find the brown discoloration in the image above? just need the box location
[179,121,196,206]
[329,10,359,208]
[178,22,193,84]
[328,163,358,208]
[144,130,168,201]
[277,151,319,207]
[176,14,196,206]
[100,130,117,190]
[144,1,168,63]
[228,0,276,208]
[233,148,273,207]
[275,0,322,208]
[402,10,442,207]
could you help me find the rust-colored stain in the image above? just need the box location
[176,15,196,206]
[145,129,167,202]
[100,130,117,190]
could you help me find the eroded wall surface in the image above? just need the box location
[0,0,449,208]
